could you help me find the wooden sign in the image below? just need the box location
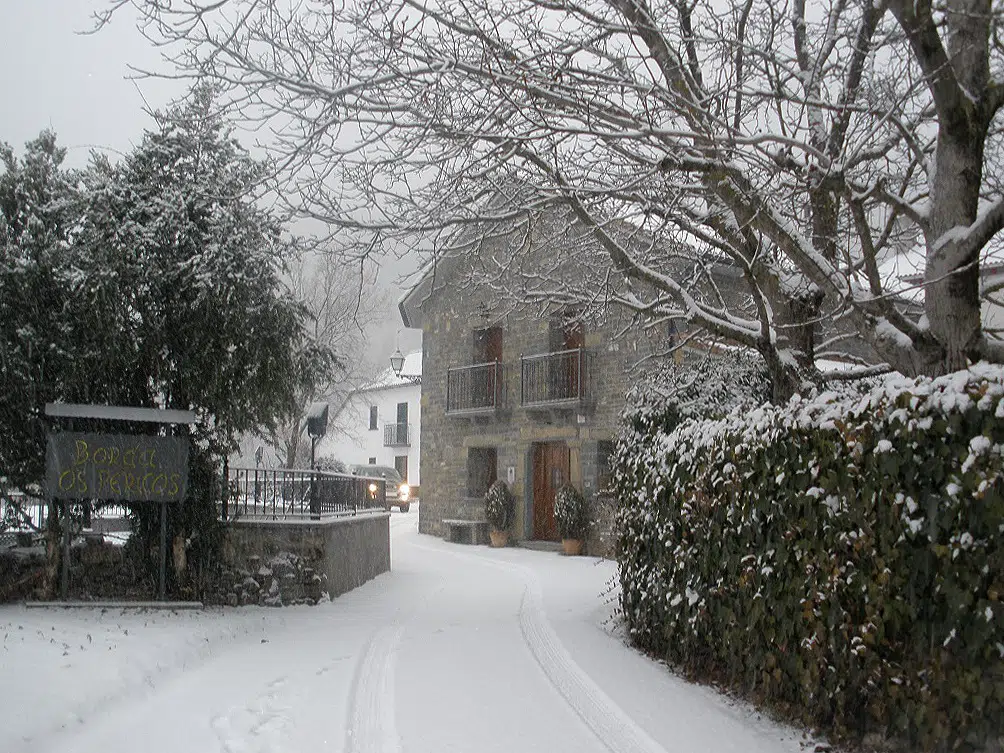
[46,432,189,502]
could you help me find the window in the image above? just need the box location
[395,455,409,483]
[596,441,615,492]
[473,325,503,363]
[368,457,377,465]
[369,405,378,430]
[466,447,498,498]
[549,308,584,351]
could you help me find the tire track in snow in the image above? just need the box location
[341,540,450,753]
[518,579,668,753]
[411,539,667,753]
[344,627,404,753]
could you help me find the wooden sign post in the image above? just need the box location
[44,404,197,601]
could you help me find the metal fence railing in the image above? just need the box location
[1,493,131,547]
[1,493,47,532]
[383,422,410,447]
[446,361,504,414]
[222,467,387,521]
[521,348,586,406]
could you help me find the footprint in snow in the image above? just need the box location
[211,678,292,753]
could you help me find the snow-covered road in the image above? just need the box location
[1,507,811,753]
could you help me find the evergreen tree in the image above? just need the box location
[0,87,336,595]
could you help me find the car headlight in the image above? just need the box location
[399,483,410,500]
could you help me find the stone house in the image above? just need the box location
[397,202,749,555]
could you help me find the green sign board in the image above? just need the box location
[46,432,189,502]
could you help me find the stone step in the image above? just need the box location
[517,540,562,553]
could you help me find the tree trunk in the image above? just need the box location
[761,344,809,404]
[754,266,823,403]
[172,534,187,579]
[925,125,984,373]
[42,501,61,599]
[285,420,301,469]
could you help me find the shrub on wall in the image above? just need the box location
[615,364,1004,750]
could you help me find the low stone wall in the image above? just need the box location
[222,512,390,601]
[586,492,617,559]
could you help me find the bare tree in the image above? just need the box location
[102,0,1004,398]
[270,250,385,468]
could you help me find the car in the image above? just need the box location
[350,465,411,512]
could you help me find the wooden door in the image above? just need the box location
[473,326,503,407]
[474,325,503,362]
[532,442,570,541]
[548,313,584,400]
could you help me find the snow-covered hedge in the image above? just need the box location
[615,365,1004,750]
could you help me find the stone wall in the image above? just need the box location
[585,492,618,559]
[0,513,391,605]
[222,512,390,600]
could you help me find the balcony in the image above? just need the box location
[520,348,586,409]
[446,361,504,416]
[383,422,410,447]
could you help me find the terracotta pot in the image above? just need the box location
[562,538,584,556]
[489,529,509,548]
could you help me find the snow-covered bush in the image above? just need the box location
[554,485,588,540]
[484,480,515,531]
[616,364,1004,750]
[315,456,347,473]
[625,349,771,437]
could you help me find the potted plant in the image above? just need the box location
[484,479,515,547]
[554,484,588,555]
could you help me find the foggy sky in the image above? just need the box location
[0,2,181,166]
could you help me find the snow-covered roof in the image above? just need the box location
[399,253,456,329]
[355,350,422,393]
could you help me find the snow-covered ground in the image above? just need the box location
[1,506,815,753]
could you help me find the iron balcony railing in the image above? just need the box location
[520,347,586,407]
[383,422,410,447]
[446,361,504,414]
[222,467,386,521]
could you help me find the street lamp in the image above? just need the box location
[390,348,422,385]
[389,348,405,377]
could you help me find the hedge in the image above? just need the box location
[615,365,1004,751]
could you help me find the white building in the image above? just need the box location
[316,351,422,494]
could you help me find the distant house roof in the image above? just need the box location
[354,350,422,394]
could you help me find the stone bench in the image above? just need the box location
[442,518,490,545]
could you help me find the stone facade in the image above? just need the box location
[401,202,685,558]
[223,512,390,599]
[416,299,660,555]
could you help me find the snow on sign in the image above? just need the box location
[46,432,189,502]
